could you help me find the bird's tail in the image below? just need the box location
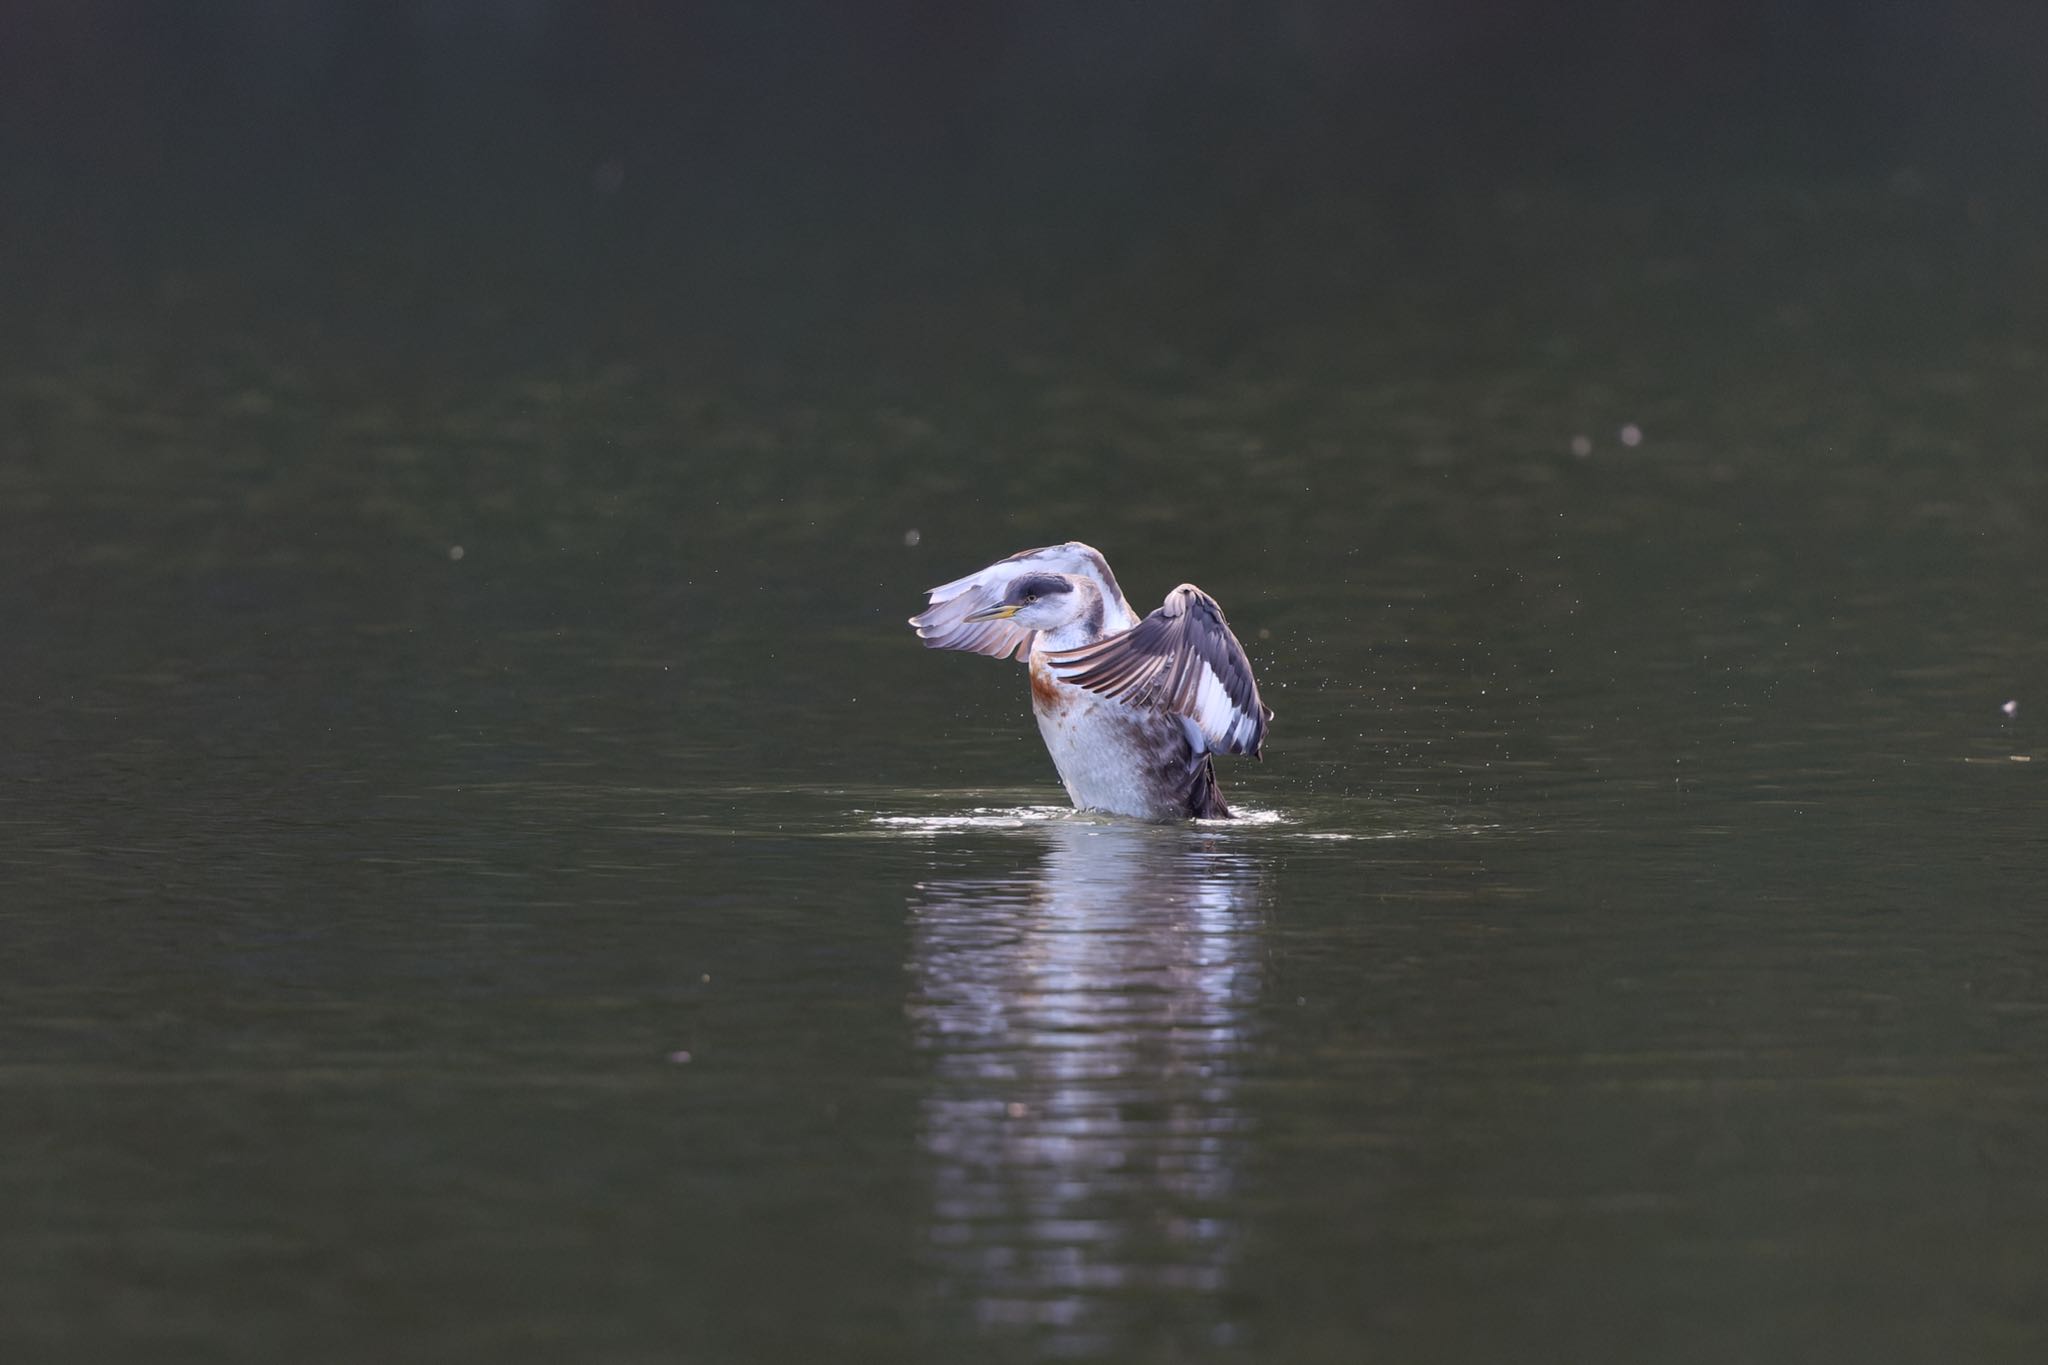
[1185,758,1233,820]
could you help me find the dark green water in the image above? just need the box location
[5,182,2047,1362]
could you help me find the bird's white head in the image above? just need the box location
[963,572,1100,637]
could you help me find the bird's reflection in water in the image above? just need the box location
[907,819,1264,1355]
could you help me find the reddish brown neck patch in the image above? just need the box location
[1029,660,1063,709]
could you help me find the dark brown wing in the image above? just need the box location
[1046,583,1272,756]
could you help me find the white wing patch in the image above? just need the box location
[1191,660,1252,753]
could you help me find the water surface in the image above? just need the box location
[5,181,2047,1363]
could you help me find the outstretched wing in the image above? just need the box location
[1046,583,1272,756]
[907,557,1035,661]
[909,541,1136,663]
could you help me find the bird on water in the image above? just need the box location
[910,542,1273,822]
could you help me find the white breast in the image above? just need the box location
[1027,656,1191,821]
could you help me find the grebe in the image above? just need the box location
[910,542,1272,821]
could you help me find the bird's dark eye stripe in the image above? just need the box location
[1012,574,1073,603]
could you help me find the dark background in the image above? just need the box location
[7,11,2048,1363]
[8,2,2044,196]
[6,1,2046,347]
